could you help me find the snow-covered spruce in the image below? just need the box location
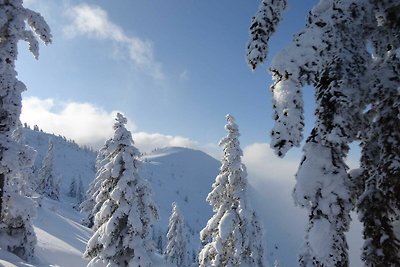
[246,0,287,70]
[68,176,77,197]
[165,202,189,267]
[293,4,372,266]
[11,126,36,197]
[84,113,159,267]
[81,138,113,228]
[199,114,267,267]
[0,125,38,261]
[71,176,85,210]
[246,1,389,266]
[36,140,60,201]
[0,0,51,260]
[357,47,400,266]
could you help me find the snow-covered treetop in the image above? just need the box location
[219,114,240,146]
[108,113,140,158]
[113,112,128,130]
[246,0,287,70]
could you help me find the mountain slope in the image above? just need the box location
[142,147,219,257]
[1,129,220,266]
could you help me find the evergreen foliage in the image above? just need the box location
[0,0,51,260]
[246,0,287,70]
[68,176,77,197]
[84,113,159,267]
[247,0,400,266]
[165,202,188,267]
[81,138,113,228]
[199,114,267,267]
[36,141,60,201]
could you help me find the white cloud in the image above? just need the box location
[63,3,164,80]
[243,142,298,183]
[21,97,203,153]
[133,132,198,154]
[21,97,134,148]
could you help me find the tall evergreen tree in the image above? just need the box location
[80,138,113,228]
[199,114,267,267]
[11,126,36,197]
[84,113,159,267]
[36,140,59,201]
[356,14,400,265]
[0,0,51,259]
[0,126,37,261]
[76,176,85,205]
[165,202,189,267]
[68,176,77,197]
[246,0,400,266]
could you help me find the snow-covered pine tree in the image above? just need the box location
[0,126,38,261]
[246,1,383,266]
[165,202,189,267]
[80,138,113,228]
[68,176,77,197]
[72,176,85,210]
[0,0,52,215]
[36,140,59,200]
[84,113,159,267]
[0,181,37,261]
[199,114,267,267]
[356,6,400,264]
[10,126,36,197]
[0,0,51,259]
[76,176,85,205]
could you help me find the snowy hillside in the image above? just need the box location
[142,147,219,258]
[23,127,97,195]
[1,129,221,266]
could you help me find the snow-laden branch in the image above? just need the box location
[246,0,287,70]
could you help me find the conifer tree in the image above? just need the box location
[199,114,267,267]
[165,202,189,267]
[76,176,85,205]
[36,140,59,200]
[84,113,159,267]
[11,126,36,197]
[72,176,85,210]
[356,23,400,265]
[0,126,37,261]
[0,0,51,258]
[80,138,113,228]
[246,0,400,266]
[68,176,77,197]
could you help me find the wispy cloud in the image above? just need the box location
[179,69,190,82]
[63,3,164,80]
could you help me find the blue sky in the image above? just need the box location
[17,0,318,156]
